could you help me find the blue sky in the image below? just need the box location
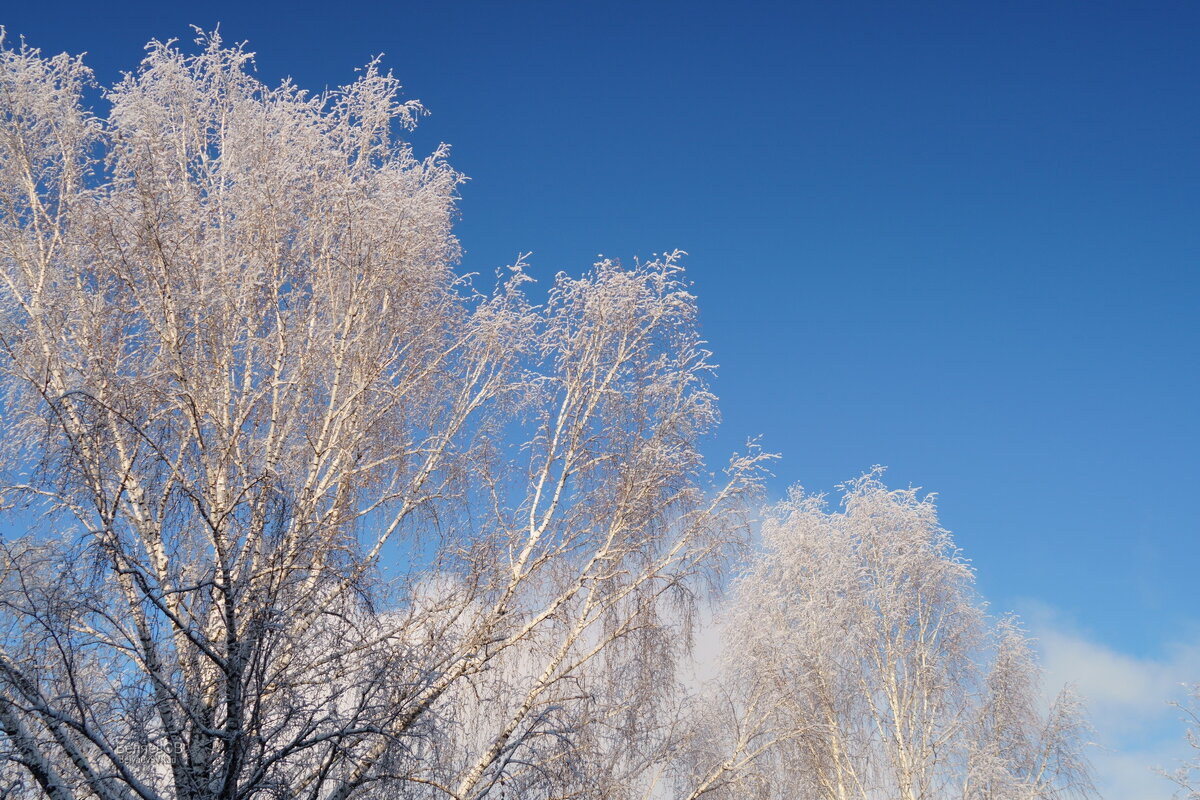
[4,1,1198,792]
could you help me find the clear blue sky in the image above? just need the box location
[5,0,1197,707]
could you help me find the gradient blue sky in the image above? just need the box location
[4,1,1197,791]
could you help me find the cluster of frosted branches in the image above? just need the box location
[675,472,1097,800]
[1165,684,1200,799]
[0,30,768,800]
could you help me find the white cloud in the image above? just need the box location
[680,601,726,690]
[1022,606,1200,799]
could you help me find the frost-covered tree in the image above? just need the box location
[681,472,1096,800]
[0,30,767,800]
[1165,684,1200,799]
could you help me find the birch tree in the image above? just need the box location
[686,471,1095,800]
[0,30,767,800]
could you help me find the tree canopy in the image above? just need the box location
[0,30,1096,800]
